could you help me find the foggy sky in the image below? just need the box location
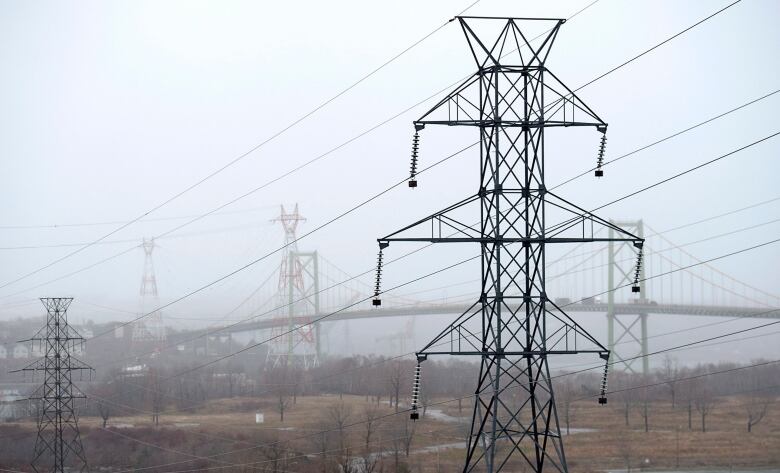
[1,0,779,366]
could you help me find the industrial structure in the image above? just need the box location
[14,298,92,473]
[266,204,320,368]
[132,237,166,346]
[372,17,644,472]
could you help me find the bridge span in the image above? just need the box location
[185,302,780,336]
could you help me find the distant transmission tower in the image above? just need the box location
[373,17,643,472]
[132,237,165,346]
[267,204,320,368]
[14,298,93,473]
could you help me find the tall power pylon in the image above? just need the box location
[373,17,643,472]
[267,204,320,368]
[132,237,165,346]
[14,298,93,473]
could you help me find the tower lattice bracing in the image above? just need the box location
[373,17,644,472]
[14,298,93,473]
[267,204,320,369]
[132,237,165,345]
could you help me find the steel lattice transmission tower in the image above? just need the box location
[132,237,165,346]
[267,204,320,368]
[14,298,93,473]
[373,17,643,472]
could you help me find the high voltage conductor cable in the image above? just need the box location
[161,237,780,406]
[0,2,732,300]
[5,118,766,306]
[86,286,780,470]
[572,359,780,402]
[0,1,482,292]
[0,220,275,251]
[561,0,742,96]
[593,130,780,211]
[547,215,780,282]
[86,240,461,372]
[657,195,780,234]
[82,142,477,340]
[79,189,765,370]
[95,171,780,382]
[20,127,776,382]
[115,345,779,473]
[165,254,481,380]
[547,130,780,236]
[0,205,275,230]
[551,87,780,190]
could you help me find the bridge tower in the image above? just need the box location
[132,237,166,348]
[607,220,649,376]
[373,17,643,472]
[267,204,320,369]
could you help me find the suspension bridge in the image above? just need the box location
[170,218,780,375]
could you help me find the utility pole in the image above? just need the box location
[132,237,165,348]
[373,17,643,472]
[14,298,93,473]
[267,204,320,368]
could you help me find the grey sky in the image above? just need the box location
[1,0,779,365]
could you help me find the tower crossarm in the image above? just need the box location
[378,191,643,246]
[371,16,640,472]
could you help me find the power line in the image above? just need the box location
[0,205,274,231]
[80,132,780,378]
[161,237,780,407]
[83,142,476,340]
[0,220,274,251]
[570,0,742,94]
[0,1,481,293]
[592,131,780,213]
[551,88,780,191]
[86,263,780,473]
[112,329,780,473]
[0,0,731,303]
[657,195,780,234]
[0,4,744,319]
[165,255,481,380]
[574,359,780,402]
[87,193,780,377]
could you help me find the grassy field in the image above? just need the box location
[1,394,778,472]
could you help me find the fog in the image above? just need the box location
[2,0,780,370]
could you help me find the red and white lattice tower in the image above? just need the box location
[132,237,166,348]
[267,204,320,368]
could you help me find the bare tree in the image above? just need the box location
[328,401,353,446]
[661,355,679,409]
[328,401,355,473]
[746,394,773,433]
[635,380,654,433]
[389,361,403,413]
[363,405,381,450]
[693,381,714,433]
[615,380,633,427]
[277,393,291,423]
[555,377,579,435]
[97,400,111,428]
[147,369,164,426]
